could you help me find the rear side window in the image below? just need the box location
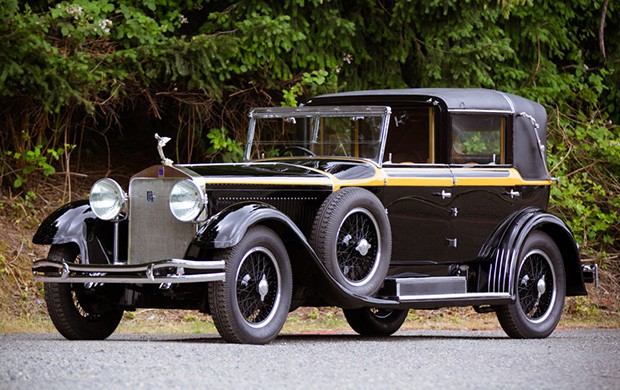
[450,114,506,164]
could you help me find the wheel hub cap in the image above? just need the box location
[355,239,371,256]
[537,277,546,296]
[258,274,269,302]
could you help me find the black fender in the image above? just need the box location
[32,200,124,264]
[485,207,585,297]
[190,202,304,249]
[187,202,400,309]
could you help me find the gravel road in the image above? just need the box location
[1,329,618,389]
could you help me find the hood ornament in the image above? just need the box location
[154,133,173,166]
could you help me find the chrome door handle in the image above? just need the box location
[433,190,452,199]
[504,189,521,199]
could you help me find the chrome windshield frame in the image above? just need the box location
[245,106,392,165]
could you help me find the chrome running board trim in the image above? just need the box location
[398,292,511,303]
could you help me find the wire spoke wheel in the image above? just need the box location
[336,208,381,284]
[235,247,281,327]
[517,250,555,323]
[44,245,123,340]
[344,307,408,336]
[311,188,391,296]
[495,231,566,339]
[209,226,292,344]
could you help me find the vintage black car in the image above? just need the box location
[32,88,597,344]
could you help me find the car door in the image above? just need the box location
[447,113,518,261]
[381,105,456,264]
[383,166,455,264]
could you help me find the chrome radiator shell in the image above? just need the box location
[128,177,195,264]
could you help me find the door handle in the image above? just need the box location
[433,190,452,199]
[503,189,521,199]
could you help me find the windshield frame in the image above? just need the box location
[245,106,392,165]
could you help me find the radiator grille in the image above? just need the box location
[128,178,194,264]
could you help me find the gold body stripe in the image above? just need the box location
[187,164,551,190]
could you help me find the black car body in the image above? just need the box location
[32,89,597,344]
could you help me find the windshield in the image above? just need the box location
[245,106,391,164]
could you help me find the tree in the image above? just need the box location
[0,0,618,257]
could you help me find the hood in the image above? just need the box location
[171,159,386,190]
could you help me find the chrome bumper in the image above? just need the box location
[581,264,599,288]
[32,258,225,284]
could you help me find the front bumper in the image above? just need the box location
[32,258,225,284]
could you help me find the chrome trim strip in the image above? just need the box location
[448,109,514,115]
[32,259,225,284]
[398,292,511,302]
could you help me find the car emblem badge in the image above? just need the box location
[146,191,155,203]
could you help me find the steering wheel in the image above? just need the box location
[280,146,316,157]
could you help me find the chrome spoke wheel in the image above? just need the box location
[336,208,381,285]
[311,187,391,296]
[235,247,281,328]
[517,249,556,324]
[209,226,292,344]
[44,245,123,340]
[495,231,566,339]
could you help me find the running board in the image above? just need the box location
[377,276,512,309]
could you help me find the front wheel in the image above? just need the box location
[344,307,408,336]
[495,231,566,338]
[208,226,292,344]
[44,245,123,340]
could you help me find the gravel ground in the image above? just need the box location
[1,329,619,389]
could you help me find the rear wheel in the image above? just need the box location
[344,307,408,336]
[44,245,123,340]
[208,226,292,344]
[495,231,566,338]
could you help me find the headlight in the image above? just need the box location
[89,178,126,220]
[169,180,206,222]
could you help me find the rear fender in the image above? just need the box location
[486,208,585,297]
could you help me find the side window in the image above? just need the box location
[450,114,506,164]
[384,107,434,164]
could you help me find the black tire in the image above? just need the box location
[208,226,292,344]
[44,245,123,340]
[495,231,566,338]
[310,187,391,296]
[344,307,408,336]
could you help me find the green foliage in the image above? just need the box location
[5,143,74,188]
[0,0,618,258]
[281,69,336,107]
[206,128,243,163]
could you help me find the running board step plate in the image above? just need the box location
[382,276,467,297]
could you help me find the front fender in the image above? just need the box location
[33,200,93,263]
[190,202,306,249]
[186,202,401,309]
[486,208,585,297]
[32,200,124,264]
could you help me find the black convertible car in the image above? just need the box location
[32,88,597,344]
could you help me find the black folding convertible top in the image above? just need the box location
[307,88,549,181]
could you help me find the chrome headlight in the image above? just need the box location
[89,178,127,220]
[169,180,206,222]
